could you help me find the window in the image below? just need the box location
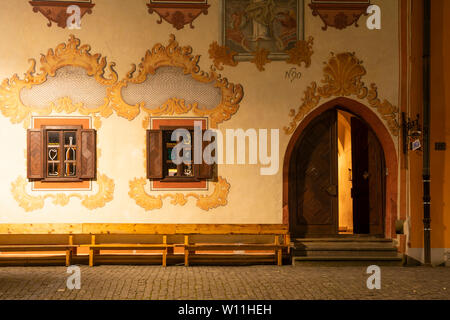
[27,126,96,182]
[147,126,213,182]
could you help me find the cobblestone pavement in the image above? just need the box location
[0,265,448,300]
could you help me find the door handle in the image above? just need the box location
[326,184,337,196]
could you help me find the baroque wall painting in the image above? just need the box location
[147,0,210,30]
[29,0,95,29]
[222,0,304,61]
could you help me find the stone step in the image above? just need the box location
[294,237,393,242]
[293,254,404,267]
[292,237,400,265]
[293,244,396,252]
[294,242,394,248]
[294,247,399,257]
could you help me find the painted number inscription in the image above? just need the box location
[285,67,302,82]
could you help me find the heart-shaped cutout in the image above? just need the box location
[49,149,58,161]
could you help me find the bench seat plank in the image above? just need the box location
[86,244,170,250]
[0,244,77,267]
[0,245,77,251]
[87,242,170,267]
[185,244,286,251]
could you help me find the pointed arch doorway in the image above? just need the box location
[283,97,398,239]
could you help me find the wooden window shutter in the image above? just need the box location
[80,129,96,179]
[27,129,44,179]
[196,130,214,179]
[147,130,163,179]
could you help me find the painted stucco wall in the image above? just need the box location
[407,0,450,265]
[0,0,399,225]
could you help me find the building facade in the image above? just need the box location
[0,0,448,266]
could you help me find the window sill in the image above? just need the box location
[42,178,84,183]
[159,176,201,183]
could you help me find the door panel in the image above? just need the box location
[368,129,385,235]
[351,117,370,234]
[289,109,338,237]
[351,117,385,235]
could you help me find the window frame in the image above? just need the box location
[42,125,82,182]
[159,125,200,183]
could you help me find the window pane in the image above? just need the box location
[65,146,76,161]
[183,164,194,177]
[47,147,59,161]
[65,163,77,177]
[167,162,177,177]
[64,131,77,146]
[183,148,192,164]
[48,162,59,177]
[64,132,77,161]
[47,131,60,177]
[163,129,197,178]
[48,131,60,145]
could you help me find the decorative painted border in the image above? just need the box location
[129,176,230,211]
[11,173,115,212]
[284,52,399,136]
[209,37,314,72]
[0,35,244,129]
[108,34,244,128]
[0,35,118,129]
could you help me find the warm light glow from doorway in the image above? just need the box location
[338,111,354,234]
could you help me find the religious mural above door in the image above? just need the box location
[222,0,304,61]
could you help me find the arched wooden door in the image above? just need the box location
[288,108,385,238]
[289,109,339,237]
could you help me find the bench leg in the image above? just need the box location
[65,249,72,267]
[277,249,282,266]
[89,249,95,267]
[184,250,189,267]
[162,249,167,267]
[66,235,74,266]
[184,235,189,267]
[284,234,291,255]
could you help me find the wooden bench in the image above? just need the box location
[82,225,291,267]
[86,235,171,267]
[182,234,290,266]
[0,224,289,267]
[0,235,77,266]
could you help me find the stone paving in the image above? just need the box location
[0,265,448,300]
